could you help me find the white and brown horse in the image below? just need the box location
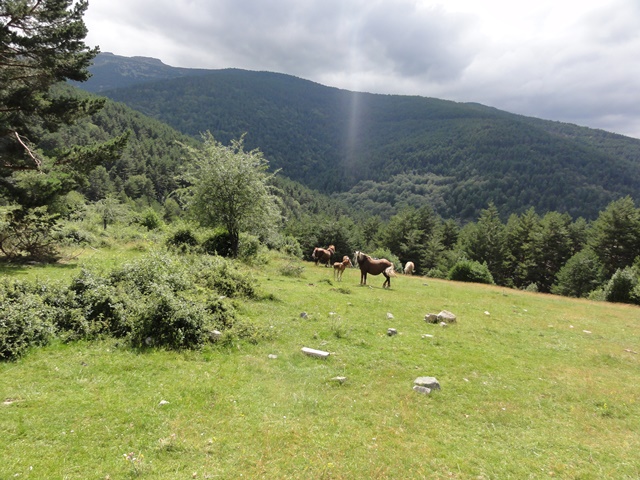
[353,251,395,288]
[312,245,335,267]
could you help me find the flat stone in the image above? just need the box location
[413,385,431,395]
[301,347,330,359]
[387,328,398,336]
[414,376,441,390]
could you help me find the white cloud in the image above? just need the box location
[85,0,640,138]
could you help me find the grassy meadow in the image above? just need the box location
[1,246,639,479]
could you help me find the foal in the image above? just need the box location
[333,256,352,281]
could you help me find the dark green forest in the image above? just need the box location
[83,54,640,222]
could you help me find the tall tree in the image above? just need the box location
[589,196,640,277]
[459,203,508,284]
[0,0,126,206]
[180,132,281,257]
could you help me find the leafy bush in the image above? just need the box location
[132,286,209,349]
[166,227,199,252]
[197,258,257,298]
[56,224,97,246]
[238,233,261,262]
[69,269,140,337]
[202,229,234,257]
[604,267,639,304]
[0,282,56,360]
[280,263,305,277]
[138,208,163,230]
[448,260,495,284]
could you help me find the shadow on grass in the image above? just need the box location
[0,260,78,278]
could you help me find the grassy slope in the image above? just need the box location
[1,250,639,479]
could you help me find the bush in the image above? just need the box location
[166,227,199,252]
[202,229,234,257]
[604,267,639,304]
[238,233,261,261]
[132,286,209,350]
[139,208,163,230]
[0,284,56,360]
[197,258,257,298]
[276,235,303,258]
[448,260,495,284]
[280,263,305,277]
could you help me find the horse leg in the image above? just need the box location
[383,273,390,288]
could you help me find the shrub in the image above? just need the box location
[448,260,495,284]
[238,233,261,261]
[197,259,257,298]
[278,235,303,258]
[0,285,56,360]
[202,229,234,257]
[604,267,639,304]
[132,287,209,350]
[69,269,140,338]
[280,263,305,277]
[166,227,199,252]
[139,208,163,230]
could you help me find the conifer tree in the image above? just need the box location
[0,0,126,206]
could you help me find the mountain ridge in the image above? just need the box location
[75,53,640,221]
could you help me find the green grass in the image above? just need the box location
[1,251,639,479]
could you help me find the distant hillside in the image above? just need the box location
[72,52,212,93]
[77,54,640,221]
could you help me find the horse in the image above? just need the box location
[353,251,395,288]
[312,245,335,267]
[404,261,415,275]
[333,256,352,281]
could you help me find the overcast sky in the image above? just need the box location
[85,0,640,139]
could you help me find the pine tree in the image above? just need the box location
[1,0,126,206]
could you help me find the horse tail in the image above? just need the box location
[385,266,397,277]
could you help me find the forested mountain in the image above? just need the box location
[77,54,640,221]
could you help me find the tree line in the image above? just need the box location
[3,0,640,309]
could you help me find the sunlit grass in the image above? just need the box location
[1,250,639,478]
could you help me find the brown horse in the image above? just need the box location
[354,251,395,288]
[312,245,335,267]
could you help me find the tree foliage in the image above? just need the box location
[0,0,128,203]
[180,132,281,257]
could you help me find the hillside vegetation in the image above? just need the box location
[1,245,639,479]
[83,54,640,221]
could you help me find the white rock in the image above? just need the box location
[301,347,330,359]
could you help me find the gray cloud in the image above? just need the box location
[85,0,640,138]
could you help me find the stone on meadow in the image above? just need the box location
[301,347,330,359]
[438,310,457,323]
[387,328,398,336]
[414,376,441,390]
[413,385,432,395]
